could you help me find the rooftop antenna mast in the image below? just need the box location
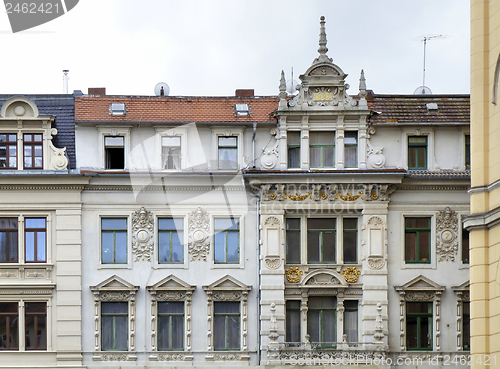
[62,70,69,94]
[417,35,443,88]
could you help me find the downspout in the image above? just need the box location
[252,122,257,168]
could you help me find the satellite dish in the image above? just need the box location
[414,86,432,95]
[154,82,170,96]
[286,79,300,95]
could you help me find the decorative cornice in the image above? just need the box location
[84,185,246,192]
[0,184,86,191]
[398,185,469,191]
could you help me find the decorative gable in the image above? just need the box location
[90,275,138,293]
[395,275,445,292]
[203,274,251,293]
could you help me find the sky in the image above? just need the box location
[0,0,470,97]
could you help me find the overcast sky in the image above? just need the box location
[0,0,470,97]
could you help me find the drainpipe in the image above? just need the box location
[252,122,257,168]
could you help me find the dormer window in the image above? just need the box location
[234,104,250,116]
[104,136,124,169]
[110,103,126,116]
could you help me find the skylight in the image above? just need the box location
[235,104,250,116]
[110,103,126,115]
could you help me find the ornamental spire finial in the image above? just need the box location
[312,16,333,65]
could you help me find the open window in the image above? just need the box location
[104,136,125,169]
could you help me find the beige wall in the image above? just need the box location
[470,0,500,363]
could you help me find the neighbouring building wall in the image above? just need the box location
[467,0,500,365]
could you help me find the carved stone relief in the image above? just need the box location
[260,144,278,169]
[131,207,154,261]
[188,207,210,261]
[342,267,361,283]
[367,258,385,270]
[264,216,281,226]
[264,257,282,269]
[436,207,459,262]
[366,140,386,169]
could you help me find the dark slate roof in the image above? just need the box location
[0,94,76,169]
[367,94,470,125]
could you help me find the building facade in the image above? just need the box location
[0,16,472,369]
[467,0,500,366]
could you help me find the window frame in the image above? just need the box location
[24,301,47,351]
[0,218,18,263]
[157,301,185,351]
[0,302,19,350]
[213,217,240,264]
[343,300,358,344]
[22,133,43,170]
[343,131,358,168]
[100,301,129,351]
[307,218,336,264]
[24,218,47,263]
[211,127,244,171]
[158,217,184,264]
[461,225,470,264]
[405,302,433,351]
[217,136,238,170]
[213,301,241,351]
[408,136,428,170]
[307,296,337,345]
[285,216,360,266]
[0,133,17,170]
[285,300,301,343]
[161,136,182,170]
[100,217,128,265]
[404,217,431,264]
[465,134,471,170]
[287,131,301,169]
[309,131,335,169]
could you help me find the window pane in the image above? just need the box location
[288,147,300,168]
[310,147,321,168]
[219,148,237,169]
[171,231,183,262]
[25,232,35,262]
[25,302,46,350]
[286,219,300,264]
[310,132,334,145]
[24,157,32,168]
[114,232,127,263]
[226,232,239,263]
[104,136,124,146]
[102,218,127,230]
[215,218,239,230]
[102,302,128,314]
[0,302,19,350]
[26,218,45,229]
[158,218,182,230]
[286,301,301,342]
[462,228,470,263]
[405,233,416,261]
[162,136,181,147]
[218,137,237,147]
[34,146,42,156]
[322,146,335,167]
[36,232,46,262]
[344,301,358,343]
[101,232,114,263]
[214,232,226,263]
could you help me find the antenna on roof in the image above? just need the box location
[62,70,69,94]
[286,67,300,96]
[413,35,445,94]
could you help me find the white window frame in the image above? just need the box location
[452,281,470,351]
[147,275,195,360]
[154,126,188,170]
[210,214,245,269]
[284,215,360,266]
[153,214,188,270]
[203,275,251,359]
[211,127,245,171]
[98,215,131,269]
[97,126,132,170]
[90,276,139,361]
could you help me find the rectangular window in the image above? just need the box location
[0,134,17,169]
[310,132,335,168]
[307,297,336,344]
[162,136,181,169]
[101,302,128,351]
[23,134,43,169]
[218,136,238,170]
[286,300,301,343]
[344,131,358,168]
[101,218,127,264]
[408,136,427,170]
[343,218,357,263]
[463,301,470,351]
[213,302,240,350]
[0,218,18,262]
[307,218,336,263]
[405,217,431,263]
[286,219,300,264]
[25,302,46,350]
[406,302,432,350]
[158,218,183,263]
[105,136,125,170]
[462,227,470,264]
[287,132,300,169]
[24,218,46,263]
[214,218,239,264]
[343,300,358,344]
[157,301,184,351]
[0,302,19,350]
[465,134,470,170]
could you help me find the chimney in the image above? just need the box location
[235,89,254,97]
[88,87,106,96]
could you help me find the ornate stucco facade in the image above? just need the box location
[0,16,472,369]
[466,0,500,365]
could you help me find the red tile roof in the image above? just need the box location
[367,95,470,124]
[76,96,279,123]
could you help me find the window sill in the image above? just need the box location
[93,352,136,361]
[98,263,131,270]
